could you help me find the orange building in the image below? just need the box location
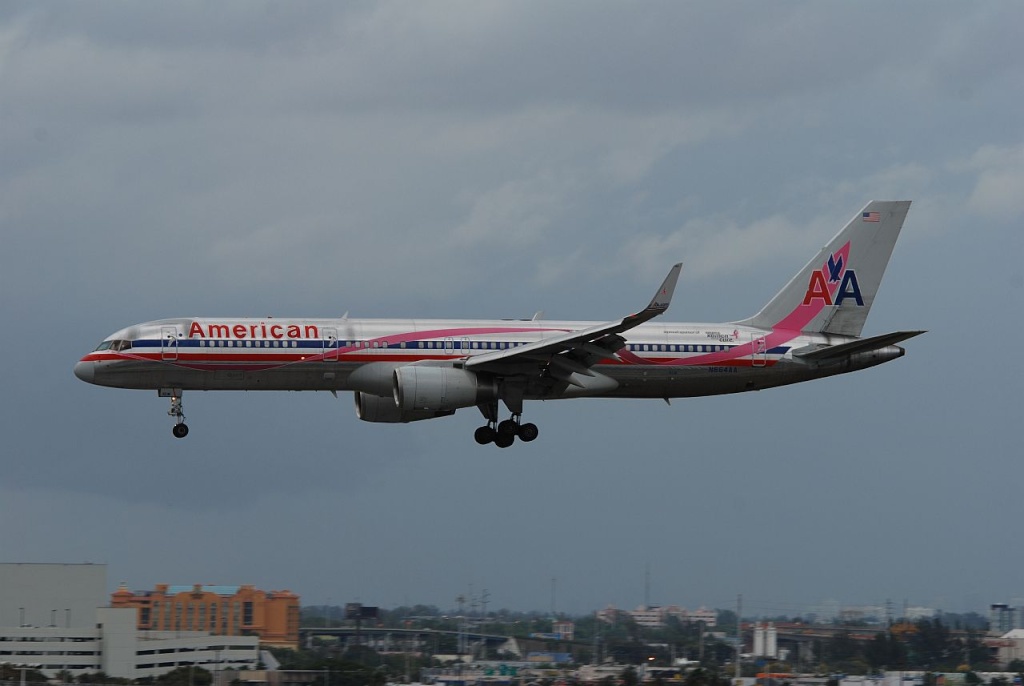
[111,583,300,649]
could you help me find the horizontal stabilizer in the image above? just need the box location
[793,330,926,361]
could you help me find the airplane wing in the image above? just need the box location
[464,264,681,382]
[792,330,926,362]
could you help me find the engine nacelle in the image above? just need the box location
[347,362,403,397]
[393,365,495,412]
[354,392,454,424]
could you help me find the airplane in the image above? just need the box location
[74,200,923,447]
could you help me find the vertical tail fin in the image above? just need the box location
[736,200,912,337]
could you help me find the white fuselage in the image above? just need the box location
[74,316,903,399]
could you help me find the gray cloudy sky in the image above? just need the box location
[2,2,1023,619]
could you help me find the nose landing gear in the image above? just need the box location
[161,388,189,438]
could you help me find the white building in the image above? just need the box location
[0,563,259,680]
[752,623,778,658]
[990,628,1024,665]
[631,606,667,628]
[0,563,106,629]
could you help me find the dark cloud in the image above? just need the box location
[1,2,1022,613]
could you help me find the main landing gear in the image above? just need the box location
[474,398,538,448]
[474,416,539,448]
[161,389,189,438]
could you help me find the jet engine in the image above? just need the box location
[354,392,454,423]
[393,365,496,412]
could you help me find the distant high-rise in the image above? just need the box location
[990,604,1021,636]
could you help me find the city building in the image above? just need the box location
[111,583,300,649]
[0,563,260,680]
[990,604,1022,636]
[0,608,259,680]
[0,562,106,629]
[630,606,666,628]
[990,628,1024,666]
[596,604,717,629]
[752,622,778,658]
[552,620,575,641]
[670,606,717,627]
[596,606,628,624]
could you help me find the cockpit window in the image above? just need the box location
[95,340,132,352]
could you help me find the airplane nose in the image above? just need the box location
[74,360,94,383]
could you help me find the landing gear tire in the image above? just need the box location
[517,422,539,442]
[172,423,189,439]
[497,419,518,439]
[474,425,495,445]
[494,419,518,448]
[494,432,515,448]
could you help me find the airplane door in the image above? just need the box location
[161,326,179,361]
[323,327,338,362]
[752,335,767,367]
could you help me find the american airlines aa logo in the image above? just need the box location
[802,250,864,306]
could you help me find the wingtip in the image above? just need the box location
[648,263,682,311]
